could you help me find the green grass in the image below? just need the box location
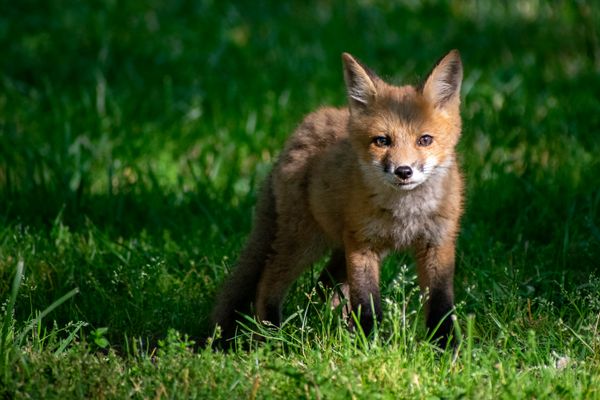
[1,0,600,398]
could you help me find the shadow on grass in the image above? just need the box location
[0,168,258,347]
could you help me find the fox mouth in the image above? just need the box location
[394,179,421,190]
[397,182,413,187]
[381,169,424,190]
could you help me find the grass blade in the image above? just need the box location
[0,260,24,369]
[16,287,80,346]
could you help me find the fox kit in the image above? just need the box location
[213,50,464,347]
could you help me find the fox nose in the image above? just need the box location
[394,166,413,180]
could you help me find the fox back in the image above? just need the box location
[212,50,464,348]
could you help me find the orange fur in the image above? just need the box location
[212,50,464,347]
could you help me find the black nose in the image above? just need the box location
[394,166,413,180]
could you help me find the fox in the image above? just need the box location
[212,50,464,348]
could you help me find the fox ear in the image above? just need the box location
[342,53,377,111]
[422,50,463,110]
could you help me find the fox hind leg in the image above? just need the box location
[255,233,327,328]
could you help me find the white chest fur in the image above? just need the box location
[358,170,449,249]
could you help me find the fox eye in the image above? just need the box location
[417,134,433,147]
[372,136,391,147]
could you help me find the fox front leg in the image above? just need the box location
[415,239,456,347]
[344,236,382,336]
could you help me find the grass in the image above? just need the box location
[1,0,600,398]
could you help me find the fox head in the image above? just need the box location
[342,50,463,191]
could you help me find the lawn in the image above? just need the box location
[1,1,600,398]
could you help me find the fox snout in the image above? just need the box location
[383,160,420,180]
[394,165,413,180]
[380,159,429,190]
